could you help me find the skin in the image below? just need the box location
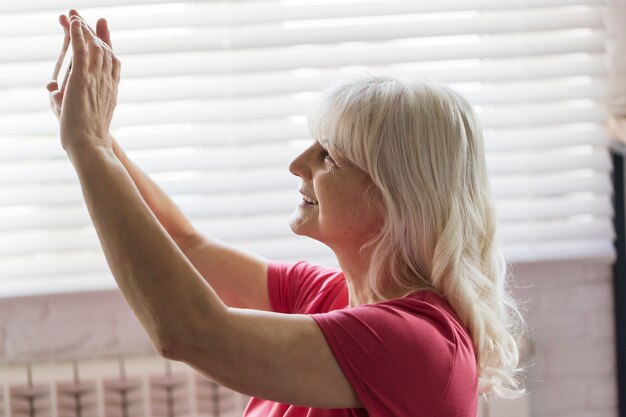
[288,140,384,306]
[46,10,364,409]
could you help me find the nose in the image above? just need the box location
[288,146,313,180]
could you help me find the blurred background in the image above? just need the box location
[0,1,621,416]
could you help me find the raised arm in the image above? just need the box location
[52,13,362,409]
[46,11,271,312]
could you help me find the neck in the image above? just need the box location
[333,245,378,307]
[333,245,432,307]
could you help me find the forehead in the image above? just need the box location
[317,136,330,148]
[312,138,332,154]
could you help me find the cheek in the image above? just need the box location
[324,193,377,236]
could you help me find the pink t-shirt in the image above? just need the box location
[243,260,478,417]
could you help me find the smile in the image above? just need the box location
[301,194,319,205]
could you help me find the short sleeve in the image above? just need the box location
[267,260,344,314]
[310,302,458,417]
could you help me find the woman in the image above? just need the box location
[46,10,528,417]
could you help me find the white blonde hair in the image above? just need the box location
[307,73,530,401]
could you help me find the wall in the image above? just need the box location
[509,258,618,417]
[0,258,618,417]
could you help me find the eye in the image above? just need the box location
[321,149,335,164]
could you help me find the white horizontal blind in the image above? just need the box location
[0,0,615,298]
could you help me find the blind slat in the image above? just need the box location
[0,235,332,279]
[502,238,616,263]
[0,0,606,20]
[1,52,608,90]
[0,142,611,185]
[0,215,613,258]
[0,166,612,208]
[0,192,613,232]
[0,123,610,162]
[2,75,610,114]
[0,29,606,66]
[0,213,294,257]
[0,99,610,137]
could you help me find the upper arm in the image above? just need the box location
[181,235,271,311]
[174,300,461,415]
[177,307,363,409]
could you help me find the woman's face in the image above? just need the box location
[288,139,382,250]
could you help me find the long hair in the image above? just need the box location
[307,73,530,400]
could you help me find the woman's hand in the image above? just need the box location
[46,10,120,154]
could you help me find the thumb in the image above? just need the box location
[46,80,59,93]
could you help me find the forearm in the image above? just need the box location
[111,139,269,311]
[67,144,227,354]
[111,138,199,246]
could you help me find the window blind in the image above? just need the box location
[0,0,615,298]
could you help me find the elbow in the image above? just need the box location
[157,304,231,364]
[158,338,182,361]
[144,325,184,360]
[155,321,209,363]
[155,326,186,361]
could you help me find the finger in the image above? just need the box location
[51,14,71,83]
[95,18,115,76]
[68,9,84,22]
[80,21,104,72]
[51,26,71,81]
[46,80,59,92]
[50,90,64,110]
[69,19,88,77]
[59,14,70,33]
[101,40,113,76]
[96,18,113,49]
[70,12,111,54]
[69,10,99,41]
[112,54,121,84]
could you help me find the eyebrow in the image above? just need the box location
[314,139,327,151]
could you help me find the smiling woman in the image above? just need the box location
[9,0,612,415]
[45,8,527,414]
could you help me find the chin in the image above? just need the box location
[289,223,311,238]
[288,217,319,241]
[288,215,307,236]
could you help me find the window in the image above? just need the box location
[0,0,614,298]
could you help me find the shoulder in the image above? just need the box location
[314,290,462,359]
[309,291,477,416]
[380,290,471,343]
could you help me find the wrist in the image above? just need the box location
[64,132,114,156]
[66,141,116,171]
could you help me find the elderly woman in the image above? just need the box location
[46,10,528,417]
